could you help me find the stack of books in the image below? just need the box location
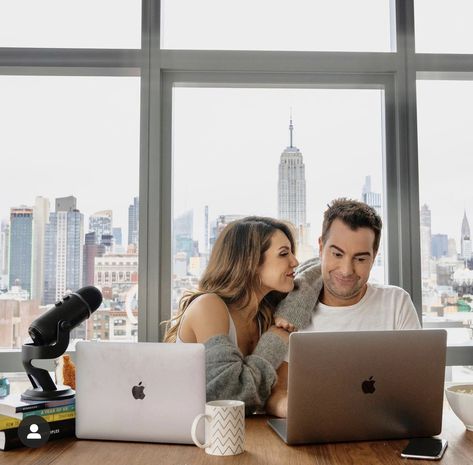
[0,394,75,451]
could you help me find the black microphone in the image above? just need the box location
[29,286,103,346]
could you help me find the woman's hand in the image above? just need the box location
[265,362,288,418]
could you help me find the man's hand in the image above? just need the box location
[267,325,291,344]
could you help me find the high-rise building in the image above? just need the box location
[278,117,306,232]
[361,176,382,214]
[174,210,193,239]
[128,197,139,246]
[420,204,432,280]
[112,227,122,246]
[361,176,383,269]
[204,205,209,254]
[448,238,457,258]
[431,234,449,259]
[83,232,105,287]
[461,211,472,261]
[89,210,113,244]
[0,221,9,285]
[31,196,50,302]
[8,206,33,296]
[43,196,84,305]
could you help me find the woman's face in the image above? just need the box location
[258,229,299,295]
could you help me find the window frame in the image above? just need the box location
[1,0,473,372]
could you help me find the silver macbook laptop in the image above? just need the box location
[268,330,447,444]
[75,341,206,444]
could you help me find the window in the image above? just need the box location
[161,0,395,52]
[0,1,141,49]
[0,76,140,349]
[417,79,473,381]
[171,85,388,315]
[414,0,473,54]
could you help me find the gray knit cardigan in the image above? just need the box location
[205,258,321,415]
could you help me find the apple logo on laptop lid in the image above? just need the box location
[361,376,376,394]
[132,381,146,400]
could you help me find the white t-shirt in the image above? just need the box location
[302,283,421,332]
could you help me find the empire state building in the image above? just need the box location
[278,118,307,231]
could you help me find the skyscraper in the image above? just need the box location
[361,176,381,213]
[361,176,383,268]
[83,231,105,287]
[0,221,9,285]
[89,210,113,244]
[112,227,123,246]
[420,204,432,280]
[204,205,209,255]
[278,117,306,232]
[43,196,84,304]
[31,196,50,302]
[431,234,448,259]
[8,206,33,295]
[128,197,139,246]
[174,210,193,253]
[461,211,472,261]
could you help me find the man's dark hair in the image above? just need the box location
[321,198,383,254]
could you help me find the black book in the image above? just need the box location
[0,418,75,451]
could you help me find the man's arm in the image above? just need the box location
[265,362,288,418]
[274,258,323,330]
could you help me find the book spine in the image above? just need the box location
[39,411,76,423]
[0,419,75,451]
[15,398,75,413]
[22,404,75,419]
[0,416,20,431]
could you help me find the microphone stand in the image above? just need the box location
[21,321,75,401]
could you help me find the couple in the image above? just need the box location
[164,198,420,417]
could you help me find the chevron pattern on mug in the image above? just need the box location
[208,405,245,455]
[191,400,245,456]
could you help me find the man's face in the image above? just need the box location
[319,218,376,306]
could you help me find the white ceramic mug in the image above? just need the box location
[191,400,245,456]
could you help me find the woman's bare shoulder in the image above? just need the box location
[183,293,230,342]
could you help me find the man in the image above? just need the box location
[265,198,420,417]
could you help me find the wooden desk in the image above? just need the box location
[1,405,472,465]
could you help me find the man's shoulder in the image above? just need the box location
[367,283,410,298]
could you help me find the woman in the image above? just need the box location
[164,216,300,416]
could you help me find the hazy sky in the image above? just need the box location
[0,76,141,238]
[173,87,385,249]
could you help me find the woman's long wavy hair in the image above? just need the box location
[163,216,296,343]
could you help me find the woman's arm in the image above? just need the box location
[205,328,288,415]
[182,294,290,415]
[265,362,288,418]
[273,258,323,330]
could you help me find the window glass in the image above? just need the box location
[0,0,141,49]
[415,0,473,54]
[171,86,387,315]
[162,0,395,52]
[417,80,473,377]
[0,76,140,349]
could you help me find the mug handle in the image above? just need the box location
[191,413,212,449]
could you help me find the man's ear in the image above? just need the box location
[318,237,323,257]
